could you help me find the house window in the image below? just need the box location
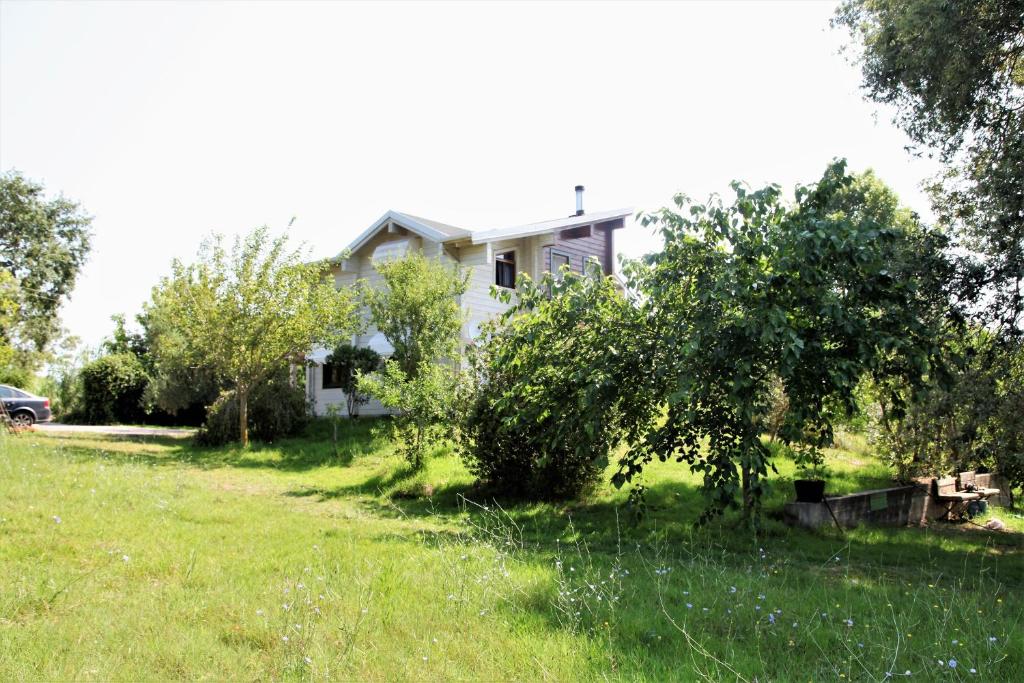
[495,250,516,289]
[322,363,344,389]
[551,251,571,279]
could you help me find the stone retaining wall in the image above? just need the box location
[784,474,1013,529]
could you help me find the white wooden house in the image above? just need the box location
[307,187,630,415]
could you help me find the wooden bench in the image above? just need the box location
[933,476,980,521]
[958,471,1000,499]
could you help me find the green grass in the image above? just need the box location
[1,420,1021,681]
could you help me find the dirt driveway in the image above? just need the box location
[34,423,196,439]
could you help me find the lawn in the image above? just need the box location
[1,421,1021,681]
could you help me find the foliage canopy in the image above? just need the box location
[835,0,1024,333]
[616,160,950,521]
[148,226,359,446]
[0,171,92,383]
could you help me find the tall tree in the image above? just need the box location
[616,161,950,522]
[0,171,92,380]
[149,226,359,446]
[834,0,1024,333]
[357,253,469,469]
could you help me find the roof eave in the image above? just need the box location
[471,208,633,244]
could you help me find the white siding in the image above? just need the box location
[310,226,548,416]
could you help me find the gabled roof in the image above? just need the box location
[470,207,632,244]
[333,206,633,261]
[336,210,472,261]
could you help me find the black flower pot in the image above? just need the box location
[794,479,826,503]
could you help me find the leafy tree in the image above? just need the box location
[149,226,359,446]
[459,264,655,500]
[834,0,1024,333]
[358,253,469,468]
[324,342,381,417]
[615,161,949,522]
[360,253,469,377]
[0,171,93,359]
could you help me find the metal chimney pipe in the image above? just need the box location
[575,185,584,216]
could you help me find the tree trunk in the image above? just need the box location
[741,462,754,522]
[239,386,249,447]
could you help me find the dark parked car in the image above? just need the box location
[0,384,52,427]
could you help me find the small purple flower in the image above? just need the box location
[948,659,957,669]
[768,613,776,625]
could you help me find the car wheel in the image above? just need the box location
[10,412,34,427]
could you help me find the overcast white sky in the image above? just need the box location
[1,0,939,349]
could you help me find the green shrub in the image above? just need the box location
[78,353,149,424]
[195,371,310,446]
[358,360,461,470]
[458,266,653,500]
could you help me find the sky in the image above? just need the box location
[0,0,940,350]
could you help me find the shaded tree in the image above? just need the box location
[834,0,1024,333]
[458,263,655,500]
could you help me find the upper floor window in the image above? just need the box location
[495,251,516,289]
[551,251,571,280]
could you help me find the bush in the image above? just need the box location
[78,353,149,424]
[195,371,310,446]
[358,359,461,469]
[458,267,653,500]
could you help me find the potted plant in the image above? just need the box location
[793,446,827,503]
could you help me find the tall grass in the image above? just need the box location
[0,424,1021,680]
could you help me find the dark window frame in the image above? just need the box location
[322,363,344,390]
[495,249,517,289]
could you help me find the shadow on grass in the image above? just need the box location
[42,417,388,473]
[36,420,1024,586]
